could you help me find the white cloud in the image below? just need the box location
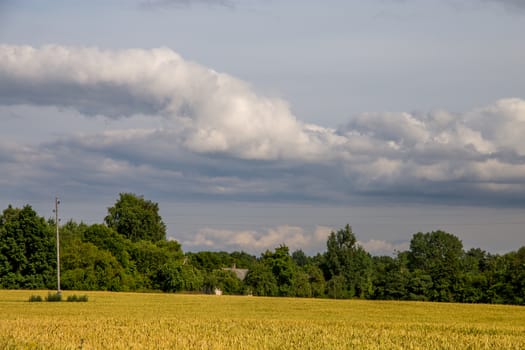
[0,44,337,162]
[181,225,408,256]
[346,112,429,146]
[1,45,525,206]
[182,225,333,254]
[463,98,525,155]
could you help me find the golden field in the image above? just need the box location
[0,290,524,349]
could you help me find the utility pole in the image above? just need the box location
[54,197,61,295]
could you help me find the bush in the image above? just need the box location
[46,292,62,302]
[28,295,43,302]
[67,294,89,302]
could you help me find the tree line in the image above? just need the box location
[0,193,523,304]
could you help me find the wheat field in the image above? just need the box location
[0,290,524,349]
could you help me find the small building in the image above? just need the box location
[222,263,249,281]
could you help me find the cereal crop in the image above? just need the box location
[1,290,524,349]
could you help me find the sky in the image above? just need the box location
[0,0,524,256]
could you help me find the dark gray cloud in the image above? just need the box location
[0,81,161,118]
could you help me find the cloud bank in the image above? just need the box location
[1,44,525,208]
[0,45,335,162]
[181,225,409,255]
[182,225,333,254]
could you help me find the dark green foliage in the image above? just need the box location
[229,251,258,269]
[59,213,183,292]
[326,274,346,299]
[187,251,257,273]
[1,199,524,305]
[82,224,133,268]
[483,251,525,305]
[46,292,62,302]
[370,255,409,300]
[456,248,490,303]
[244,263,278,296]
[187,251,234,271]
[305,265,326,297]
[0,205,56,289]
[260,245,297,296]
[61,240,128,291]
[291,249,309,267]
[66,294,88,302]
[408,231,463,301]
[243,246,330,298]
[293,270,312,297]
[157,262,204,292]
[130,240,183,289]
[323,225,373,298]
[28,295,42,302]
[509,247,525,304]
[204,269,244,295]
[105,193,166,242]
[407,269,433,301]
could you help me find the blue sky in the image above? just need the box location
[1,0,524,255]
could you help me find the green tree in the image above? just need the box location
[229,251,258,269]
[61,240,129,291]
[204,269,243,295]
[508,247,525,305]
[323,225,372,298]
[371,255,409,300]
[0,205,55,289]
[408,230,463,301]
[293,270,312,297]
[244,262,278,296]
[407,269,433,301]
[484,253,513,304]
[305,264,326,297]
[456,248,489,303]
[83,224,133,269]
[261,245,297,296]
[292,249,309,267]
[326,275,346,299]
[58,220,88,248]
[187,251,234,271]
[157,262,204,292]
[484,248,525,305]
[105,193,166,242]
[131,239,183,289]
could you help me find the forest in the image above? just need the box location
[0,193,523,305]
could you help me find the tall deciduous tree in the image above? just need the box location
[408,230,463,301]
[323,225,372,298]
[244,262,278,296]
[0,205,55,289]
[61,241,127,291]
[371,255,409,300]
[105,193,166,242]
[261,245,297,296]
[508,247,525,305]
